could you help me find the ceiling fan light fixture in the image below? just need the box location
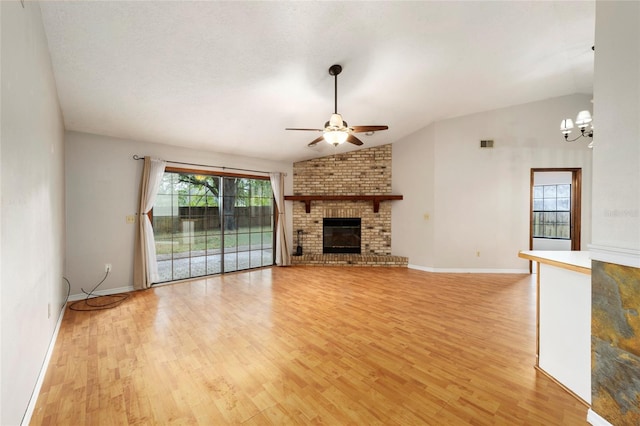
[329,113,344,128]
[324,130,349,146]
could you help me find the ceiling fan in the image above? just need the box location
[286,64,389,147]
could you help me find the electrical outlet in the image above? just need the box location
[48,303,51,319]
[105,263,112,273]
[476,251,481,257]
[126,215,135,224]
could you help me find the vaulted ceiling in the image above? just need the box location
[39,1,594,162]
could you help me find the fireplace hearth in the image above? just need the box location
[323,218,361,254]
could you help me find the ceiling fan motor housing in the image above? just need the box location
[329,114,345,129]
[324,118,349,130]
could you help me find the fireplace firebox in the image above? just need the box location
[323,218,361,254]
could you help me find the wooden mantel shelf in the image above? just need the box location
[284,195,403,213]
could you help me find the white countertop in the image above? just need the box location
[518,250,591,274]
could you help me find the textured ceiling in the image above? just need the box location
[39,1,594,162]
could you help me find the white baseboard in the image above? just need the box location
[408,264,529,274]
[68,285,135,301]
[587,408,613,426]
[23,285,135,423]
[21,304,67,425]
[408,264,435,272]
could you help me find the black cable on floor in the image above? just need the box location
[68,271,129,311]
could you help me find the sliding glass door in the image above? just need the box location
[152,170,274,283]
[221,176,274,273]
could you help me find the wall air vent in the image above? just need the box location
[480,140,494,148]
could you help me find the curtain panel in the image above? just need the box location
[133,157,167,289]
[269,172,291,266]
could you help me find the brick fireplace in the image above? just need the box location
[288,144,407,267]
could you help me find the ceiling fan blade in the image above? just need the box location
[346,134,364,146]
[350,125,389,133]
[285,128,324,132]
[307,135,326,147]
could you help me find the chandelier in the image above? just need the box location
[560,110,594,147]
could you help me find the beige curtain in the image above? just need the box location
[269,172,291,266]
[133,157,167,289]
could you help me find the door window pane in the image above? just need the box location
[533,186,544,199]
[532,184,571,240]
[533,199,543,211]
[543,186,557,198]
[557,198,570,211]
[557,184,570,197]
[543,199,557,211]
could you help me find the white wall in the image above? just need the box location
[392,124,435,266]
[538,263,591,403]
[392,94,593,272]
[1,2,66,425]
[65,131,293,298]
[533,238,571,251]
[534,171,572,186]
[591,1,640,266]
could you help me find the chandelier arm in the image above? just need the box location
[564,130,593,142]
[564,134,585,142]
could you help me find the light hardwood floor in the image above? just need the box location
[32,267,589,425]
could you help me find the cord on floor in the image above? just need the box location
[67,271,129,311]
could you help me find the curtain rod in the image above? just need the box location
[132,155,285,176]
